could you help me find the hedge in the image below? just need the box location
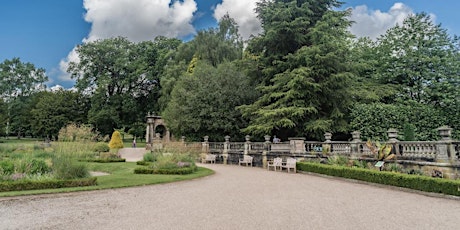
[78,158,126,163]
[134,166,197,175]
[297,162,460,196]
[0,177,98,192]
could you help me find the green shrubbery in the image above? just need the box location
[0,177,97,192]
[52,156,90,180]
[297,162,460,196]
[135,151,197,175]
[93,142,110,153]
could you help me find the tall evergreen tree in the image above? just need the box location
[241,1,354,140]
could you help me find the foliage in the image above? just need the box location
[93,142,110,153]
[374,13,460,105]
[297,162,460,196]
[52,156,90,180]
[366,140,395,161]
[163,62,257,141]
[159,15,244,113]
[143,151,159,162]
[0,177,97,192]
[350,102,447,140]
[108,130,124,149]
[326,155,349,166]
[58,123,99,142]
[68,36,181,136]
[0,57,48,99]
[29,90,88,139]
[402,124,416,141]
[241,8,355,140]
[79,158,125,163]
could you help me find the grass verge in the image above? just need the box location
[0,162,214,197]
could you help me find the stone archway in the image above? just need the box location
[146,113,170,144]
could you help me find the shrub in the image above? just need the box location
[52,156,89,180]
[79,158,126,163]
[0,160,14,175]
[58,123,99,142]
[28,159,51,175]
[93,142,110,153]
[297,162,460,196]
[136,161,150,166]
[143,152,158,162]
[0,177,97,192]
[134,165,198,175]
[100,152,120,159]
[108,131,124,149]
[327,155,348,166]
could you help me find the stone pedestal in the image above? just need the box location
[289,138,306,154]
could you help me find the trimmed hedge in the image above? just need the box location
[136,161,150,166]
[78,158,126,163]
[0,177,97,192]
[134,166,197,175]
[297,162,460,196]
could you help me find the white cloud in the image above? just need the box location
[83,0,197,42]
[213,0,262,40]
[57,0,198,83]
[348,3,414,40]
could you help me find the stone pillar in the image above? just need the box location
[202,136,209,154]
[322,132,332,155]
[262,135,271,168]
[244,135,251,155]
[145,113,156,150]
[436,126,453,162]
[387,128,400,155]
[350,131,361,158]
[289,138,306,154]
[223,135,230,165]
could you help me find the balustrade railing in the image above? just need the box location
[305,142,323,154]
[229,142,245,152]
[330,142,352,155]
[250,143,266,151]
[209,142,224,152]
[399,141,437,160]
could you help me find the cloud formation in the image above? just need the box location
[213,0,262,40]
[83,0,197,42]
[59,0,198,82]
[348,3,414,40]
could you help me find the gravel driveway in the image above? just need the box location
[1,163,460,230]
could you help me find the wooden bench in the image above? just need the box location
[201,154,216,164]
[239,155,253,167]
[281,158,297,173]
[267,157,283,171]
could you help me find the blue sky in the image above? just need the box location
[1,0,459,89]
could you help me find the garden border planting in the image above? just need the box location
[0,177,97,192]
[297,162,460,196]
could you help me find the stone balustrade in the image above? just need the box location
[198,126,458,167]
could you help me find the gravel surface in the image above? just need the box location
[1,163,460,230]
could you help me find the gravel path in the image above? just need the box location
[1,163,460,230]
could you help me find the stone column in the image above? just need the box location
[223,135,230,165]
[387,128,400,155]
[244,135,251,155]
[436,126,453,162]
[262,135,271,168]
[350,131,361,158]
[322,132,332,155]
[202,136,209,154]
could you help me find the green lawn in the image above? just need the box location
[0,162,214,197]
